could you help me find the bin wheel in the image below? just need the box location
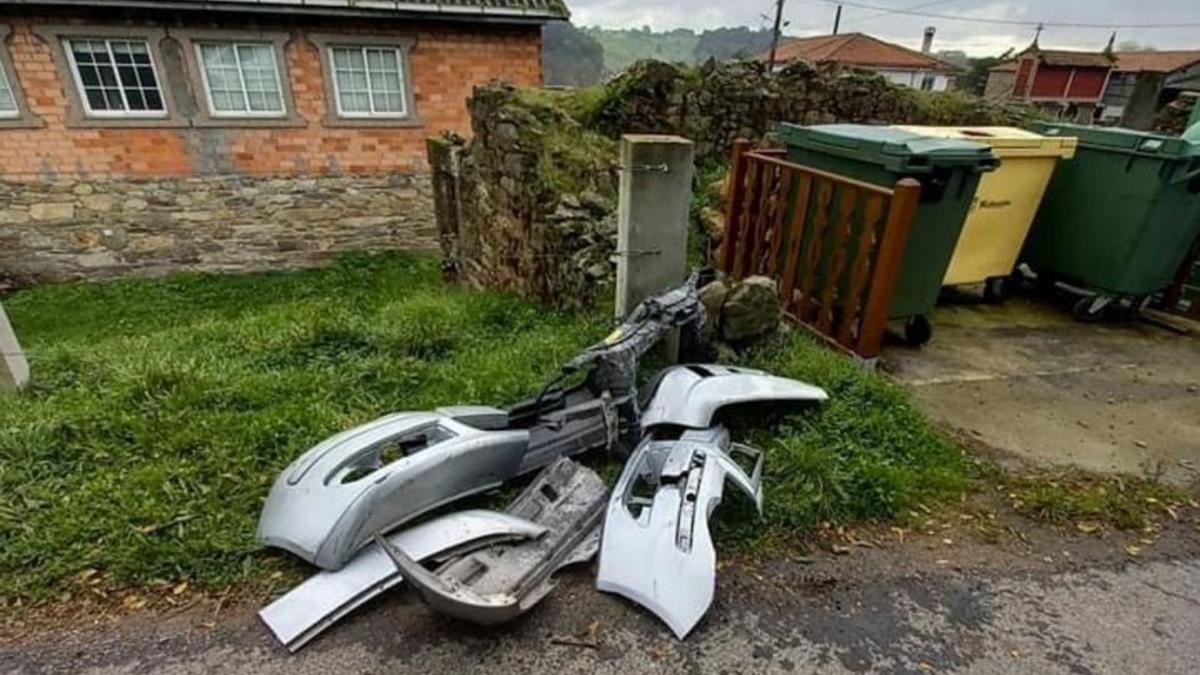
[983,277,1011,303]
[1034,271,1058,295]
[904,315,933,347]
[1072,295,1111,323]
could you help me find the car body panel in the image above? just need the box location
[640,364,828,430]
[257,412,530,570]
[258,510,545,652]
[595,427,763,639]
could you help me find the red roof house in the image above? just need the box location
[987,43,1116,121]
[763,32,959,91]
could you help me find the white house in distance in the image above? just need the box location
[762,28,958,91]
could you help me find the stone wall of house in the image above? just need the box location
[431,85,618,310]
[0,8,541,285]
[0,174,435,285]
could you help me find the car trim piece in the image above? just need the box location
[258,509,545,652]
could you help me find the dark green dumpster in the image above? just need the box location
[778,123,998,344]
[1024,122,1200,320]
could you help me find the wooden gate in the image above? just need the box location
[720,139,920,360]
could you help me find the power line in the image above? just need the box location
[844,0,971,27]
[813,0,1200,29]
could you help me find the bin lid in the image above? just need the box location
[1032,121,1197,160]
[892,125,1077,159]
[778,123,999,173]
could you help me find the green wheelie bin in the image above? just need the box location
[1025,122,1200,321]
[777,123,998,345]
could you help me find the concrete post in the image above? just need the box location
[0,302,29,394]
[615,134,695,319]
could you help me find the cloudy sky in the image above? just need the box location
[568,0,1200,56]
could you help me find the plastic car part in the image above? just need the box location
[257,410,531,570]
[596,426,763,639]
[638,364,829,430]
[258,510,545,652]
[376,457,608,625]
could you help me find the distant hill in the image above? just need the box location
[560,25,778,78]
[582,27,699,74]
[543,21,605,87]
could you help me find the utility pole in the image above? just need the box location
[767,0,786,72]
[832,4,843,35]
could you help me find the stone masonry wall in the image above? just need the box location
[0,174,434,284]
[432,85,618,310]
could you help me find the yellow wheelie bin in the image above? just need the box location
[893,126,1076,300]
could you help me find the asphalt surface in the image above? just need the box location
[5,546,1200,674]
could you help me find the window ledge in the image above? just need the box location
[66,116,189,129]
[0,116,44,129]
[321,114,423,129]
[193,116,307,129]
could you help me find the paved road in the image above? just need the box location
[5,551,1199,674]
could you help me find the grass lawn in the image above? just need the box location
[0,253,975,602]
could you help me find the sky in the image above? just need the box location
[567,0,1200,57]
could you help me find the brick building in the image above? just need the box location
[0,0,566,283]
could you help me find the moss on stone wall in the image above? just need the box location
[434,60,1034,309]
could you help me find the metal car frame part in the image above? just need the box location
[376,457,608,625]
[639,364,829,430]
[596,426,763,639]
[258,510,546,652]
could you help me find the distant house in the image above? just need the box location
[762,30,958,92]
[985,43,1116,122]
[0,0,566,283]
[1101,51,1200,129]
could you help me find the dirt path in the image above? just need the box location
[5,514,1200,675]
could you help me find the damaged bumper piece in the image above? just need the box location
[376,457,608,625]
[257,410,532,571]
[597,363,827,638]
[596,426,763,638]
[639,364,829,429]
[258,510,545,652]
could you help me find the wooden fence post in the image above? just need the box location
[720,139,751,275]
[856,178,921,359]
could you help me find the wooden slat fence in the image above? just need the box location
[720,139,921,360]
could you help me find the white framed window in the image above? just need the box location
[196,42,285,117]
[63,38,166,117]
[0,62,16,118]
[330,45,408,118]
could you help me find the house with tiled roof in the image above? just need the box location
[0,0,568,282]
[984,42,1116,122]
[761,29,959,92]
[1101,50,1200,129]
